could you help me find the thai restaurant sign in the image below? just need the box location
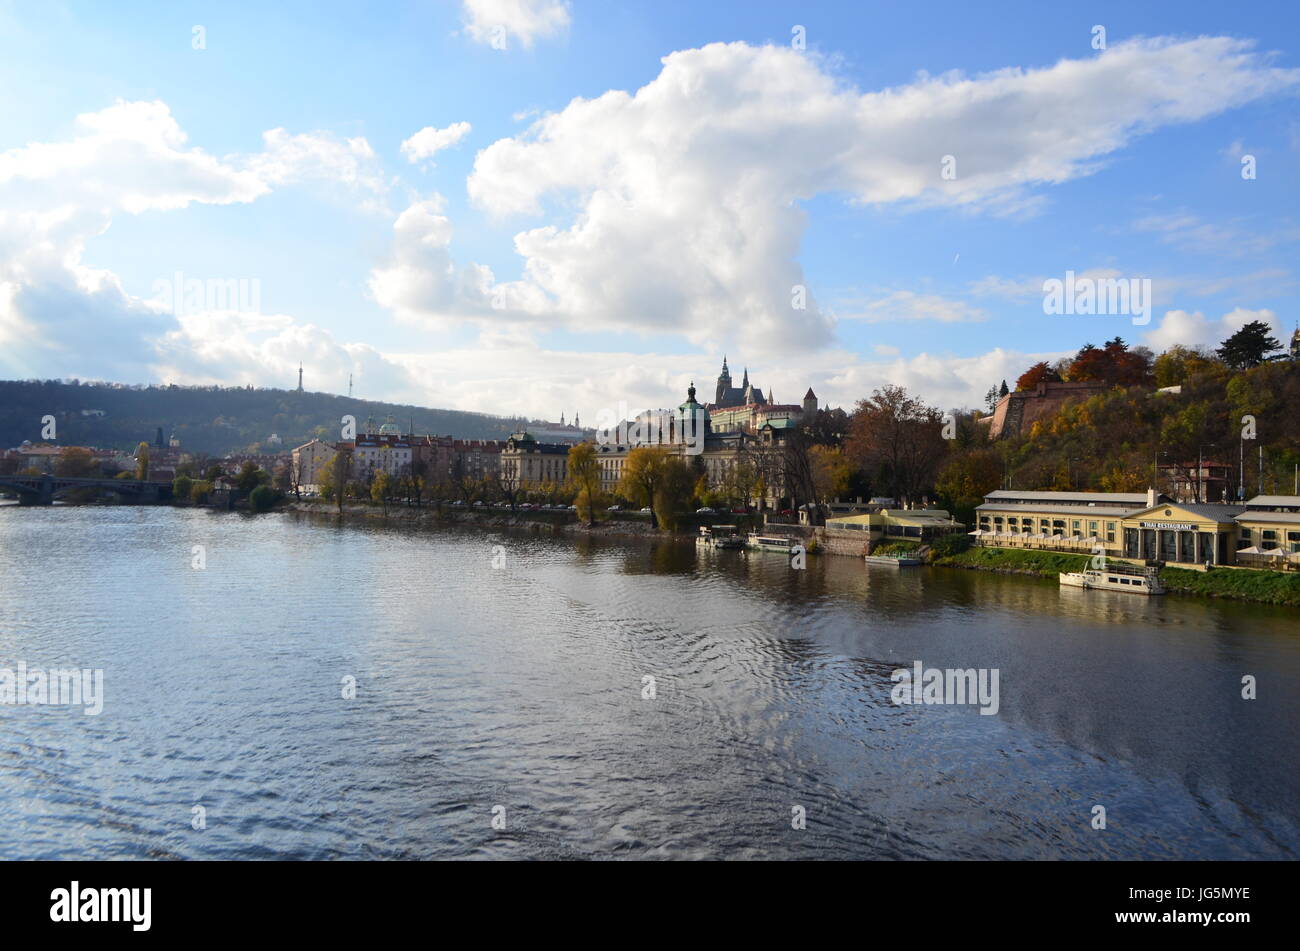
[1138,521,1195,531]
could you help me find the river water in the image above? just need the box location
[0,505,1296,859]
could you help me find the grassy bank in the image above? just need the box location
[932,546,1089,577]
[932,546,1300,607]
[1160,566,1300,606]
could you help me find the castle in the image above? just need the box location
[706,357,816,433]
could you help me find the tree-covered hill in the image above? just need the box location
[0,379,540,454]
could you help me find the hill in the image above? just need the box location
[0,379,544,455]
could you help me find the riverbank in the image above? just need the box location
[933,546,1300,607]
[257,501,1300,608]
[285,499,668,538]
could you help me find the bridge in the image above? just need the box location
[0,474,174,506]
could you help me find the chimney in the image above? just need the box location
[1146,487,1157,507]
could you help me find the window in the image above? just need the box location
[1088,520,1098,534]
[1263,530,1278,542]
[1106,521,1116,543]
[1072,520,1081,534]
[1240,527,1251,540]
[1289,532,1300,542]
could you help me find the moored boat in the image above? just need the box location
[1059,562,1165,595]
[747,532,797,553]
[864,553,923,567]
[698,525,745,549]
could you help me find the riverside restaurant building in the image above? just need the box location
[973,490,1300,570]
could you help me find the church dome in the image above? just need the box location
[378,415,401,435]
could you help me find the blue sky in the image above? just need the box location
[1,0,1296,419]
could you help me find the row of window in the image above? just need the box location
[978,514,1118,542]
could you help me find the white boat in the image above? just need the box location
[698,525,745,549]
[864,553,922,567]
[1059,562,1165,595]
[747,532,797,553]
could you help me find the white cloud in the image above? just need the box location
[1142,307,1280,353]
[456,37,1297,359]
[461,0,570,49]
[400,122,472,164]
[0,100,388,382]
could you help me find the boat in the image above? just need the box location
[747,532,798,553]
[864,553,923,567]
[697,525,745,549]
[1059,562,1165,595]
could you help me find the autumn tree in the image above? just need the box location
[371,470,392,514]
[1015,362,1061,392]
[934,447,1003,526]
[617,446,672,527]
[54,447,98,478]
[135,442,150,480]
[845,385,946,506]
[566,442,603,526]
[652,456,697,531]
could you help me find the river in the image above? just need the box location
[0,505,1296,859]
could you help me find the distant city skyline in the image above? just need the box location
[1,0,1297,420]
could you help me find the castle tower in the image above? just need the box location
[802,388,818,417]
[716,356,732,405]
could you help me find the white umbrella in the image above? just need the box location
[1237,545,1261,555]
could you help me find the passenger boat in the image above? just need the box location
[747,533,797,553]
[864,553,923,567]
[1059,562,1165,595]
[697,525,745,549]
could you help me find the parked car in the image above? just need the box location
[607,505,622,511]
[567,504,577,511]
[451,500,466,507]
[639,507,652,514]
[696,506,716,514]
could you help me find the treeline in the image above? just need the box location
[940,325,1300,524]
[0,379,542,454]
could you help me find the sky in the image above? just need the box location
[1,0,1297,421]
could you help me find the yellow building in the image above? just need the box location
[825,509,963,549]
[1116,501,1244,566]
[1234,495,1300,569]
[974,490,1300,570]
[974,490,1154,554]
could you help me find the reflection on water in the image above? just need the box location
[0,506,1296,859]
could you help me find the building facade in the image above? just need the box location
[973,489,1300,570]
[499,432,570,487]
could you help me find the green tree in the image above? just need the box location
[236,461,262,493]
[249,484,276,512]
[135,442,150,480]
[652,456,697,530]
[189,480,212,503]
[173,474,194,502]
[1217,320,1282,370]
